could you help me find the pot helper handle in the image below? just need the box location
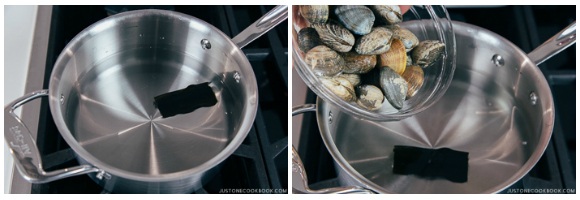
[232,5,288,48]
[292,104,374,194]
[5,90,100,183]
[527,21,575,65]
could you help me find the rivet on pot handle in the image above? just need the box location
[232,5,288,49]
[5,90,100,183]
[527,21,575,65]
[292,105,374,194]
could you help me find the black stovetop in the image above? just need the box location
[297,5,575,194]
[31,5,287,194]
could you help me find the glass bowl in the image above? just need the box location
[293,5,456,121]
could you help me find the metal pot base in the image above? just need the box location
[331,68,531,193]
[64,47,234,176]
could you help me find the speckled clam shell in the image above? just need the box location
[298,27,322,53]
[354,27,393,55]
[380,67,408,109]
[341,51,377,74]
[312,23,355,52]
[412,40,445,68]
[389,25,419,52]
[320,76,356,102]
[379,39,407,75]
[335,5,375,35]
[305,45,344,76]
[401,65,424,99]
[337,73,361,87]
[356,85,384,111]
[299,5,329,24]
[370,5,402,25]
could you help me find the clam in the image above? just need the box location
[299,5,329,24]
[370,5,402,25]
[337,73,361,86]
[341,51,377,74]
[401,65,424,98]
[334,5,375,35]
[389,25,419,52]
[312,23,355,52]
[379,67,408,109]
[379,39,407,75]
[298,27,322,53]
[356,85,384,111]
[305,45,344,76]
[320,76,356,102]
[354,27,393,55]
[412,40,445,68]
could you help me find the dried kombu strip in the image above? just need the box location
[154,82,218,118]
[393,145,469,183]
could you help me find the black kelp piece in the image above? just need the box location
[392,145,469,183]
[154,82,218,118]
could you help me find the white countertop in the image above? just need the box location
[4,5,38,194]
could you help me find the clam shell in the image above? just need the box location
[379,39,407,75]
[298,27,322,53]
[341,51,377,74]
[370,5,402,25]
[299,5,329,24]
[389,25,419,52]
[356,85,384,111]
[312,23,355,52]
[401,65,424,98]
[305,45,344,76]
[337,73,361,87]
[320,76,356,102]
[406,54,412,66]
[335,5,375,35]
[354,27,393,55]
[412,40,445,68]
[379,67,408,109]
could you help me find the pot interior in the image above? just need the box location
[49,10,257,176]
[320,21,554,193]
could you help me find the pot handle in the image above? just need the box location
[232,5,288,49]
[291,104,374,194]
[527,21,575,65]
[5,90,100,183]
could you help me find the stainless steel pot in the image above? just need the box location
[293,21,575,193]
[5,6,287,193]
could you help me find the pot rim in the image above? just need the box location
[317,21,555,193]
[48,9,258,182]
